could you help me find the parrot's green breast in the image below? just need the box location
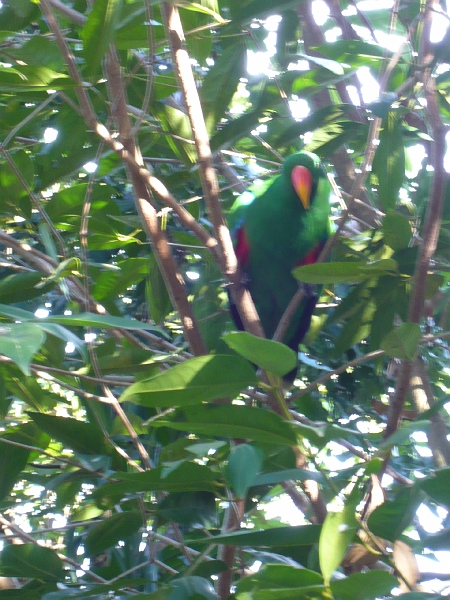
[228,151,332,360]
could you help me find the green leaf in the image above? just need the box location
[380,322,421,360]
[201,40,247,136]
[157,491,216,527]
[236,564,324,598]
[192,524,321,547]
[85,510,142,556]
[81,0,123,79]
[253,468,325,486]
[119,355,258,407]
[0,65,70,90]
[223,332,297,377]
[0,272,52,304]
[146,253,172,324]
[420,467,450,508]
[27,413,108,455]
[372,113,405,210]
[151,404,297,446]
[1,544,63,580]
[168,577,217,600]
[330,570,397,600]
[225,444,264,498]
[0,423,42,503]
[383,212,412,250]
[380,420,430,449]
[95,463,218,502]
[293,259,397,284]
[274,104,353,146]
[0,323,45,375]
[229,0,306,25]
[42,312,168,337]
[368,486,425,542]
[319,497,358,586]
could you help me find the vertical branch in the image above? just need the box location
[104,47,207,357]
[160,3,265,339]
[40,0,206,356]
[385,0,448,439]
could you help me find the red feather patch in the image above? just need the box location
[295,244,322,267]
[235,227,250,266]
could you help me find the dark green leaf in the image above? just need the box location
[157,491,216,527]
[380,322,421,360]
[95,462,218,502]
[1,544,63,580]
[168,577,217,600]
[192,525,321,547]
[27,413,108,455]
[368,486,425,542]
[253,468,325,486]
[330,570,397,600]
[85,510,142,556]
[0,423,45,503]
[151,404,297,446]
[420,467,450,508]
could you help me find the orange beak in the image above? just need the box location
[291,165,313,210]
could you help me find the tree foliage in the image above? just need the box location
[0,0,449,598]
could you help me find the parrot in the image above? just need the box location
[227,151,332,383]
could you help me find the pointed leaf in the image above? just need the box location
[85,510,142,556]
[41,312,169,337]
[293,259,397,284]
[223,332,297,377]
[157,491,216,527]
[373,114,405,210]
[330,570,397,600]
[168,576,217,600]
[28,413,108,455]
[225,444,264,498]
[383,212,412,250]
[0,423,41,503]
[81,0,123,79]
[420,467,450,508]
[367,486,425,542]
[151,404,297,446]
[319,498,358,585]
[201,40,247,136]
[191,525,321,547]
[380,322,421,360]
[0,323,45,375]
[119,355,258,407]
[253,468,325,486]
[95,462,217,502]
[1,544,63,580]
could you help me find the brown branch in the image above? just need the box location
[385,1,448,440]
[160,2,264,341]
[410,357,450,466]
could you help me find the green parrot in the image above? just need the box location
[228,151,332,381]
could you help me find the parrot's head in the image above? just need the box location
[282,151,328,211]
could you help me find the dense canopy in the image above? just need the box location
[0,0,449,598]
